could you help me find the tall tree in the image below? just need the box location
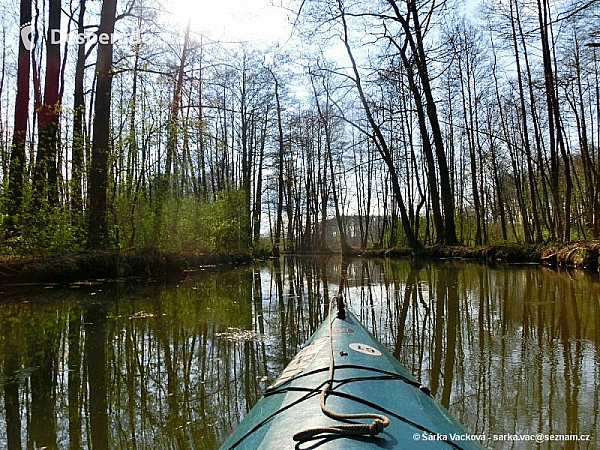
[32,0,62,209]
[509,0,543,243]
[336,0,420,249]
[71,0,87,225]
[88,0,117,248]
[268,66,285,254]
[252,103,269,245]
[385,0,458,244]
[537,0,572,241]
[6,0,32,233]
[165,21,191,190]
[310,71,352,254]
[394,41,445,243]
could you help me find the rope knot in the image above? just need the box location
[369,419,385,435]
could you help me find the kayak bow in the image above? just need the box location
[219,298,483,449]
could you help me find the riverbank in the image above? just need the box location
[363,241,600,271]
[0,248,252,284]
[1,241,599,285]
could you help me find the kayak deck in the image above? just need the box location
[219,307,483,449]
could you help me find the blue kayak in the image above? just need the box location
[219,299,484,449]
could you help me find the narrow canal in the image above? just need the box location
[0,257,598,448]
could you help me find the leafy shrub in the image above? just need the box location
[111,188,250,255]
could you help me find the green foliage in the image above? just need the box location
[45,207,85,251]
[201,189,250,252]
[111,188,250,255]
[0,180,86,255]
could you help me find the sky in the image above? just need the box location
[164,0,297,44]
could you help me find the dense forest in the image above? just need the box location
[0,0,599,257]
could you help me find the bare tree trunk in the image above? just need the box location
[71,0,86,225]
[454,39,483,245]
[510,0,542,243]
[484,98,507,241]
[491,41,531,243]
[165,21,190,191]
[338,0,420,249]
[6,0,32,233]
[196,39,208,199]
[513,1,553,237]
[126,31,139,198]
[240,57,252,245]
[33,0,62,209]
[537,0,563,239]
[569,38,598,238]
[0,33,5,182]
[395,42,445,243]
[252,105,268,245]
[319,125,329,251]
[269,67,285,255]
[88,0,117,248]
[311,75,351,253]
[387,0,458,244]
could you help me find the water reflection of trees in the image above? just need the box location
[348,260,599,448]
[0,259,598,449]
[0,260,331,449]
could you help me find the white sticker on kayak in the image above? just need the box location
[349,342,382,356]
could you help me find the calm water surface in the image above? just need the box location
[0,257,598,449]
